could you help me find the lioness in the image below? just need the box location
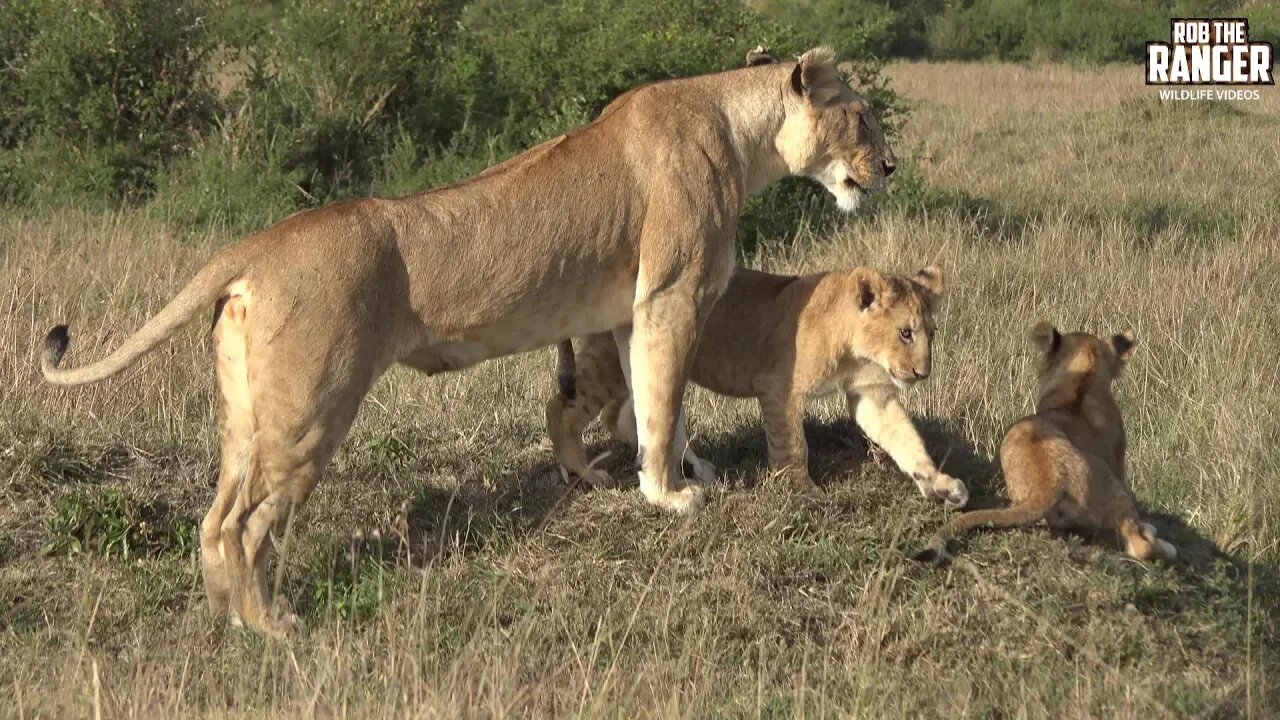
[40,48,896,636]
[914,324,1177,564]
[547,265,969,505]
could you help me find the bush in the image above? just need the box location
[926,0,1168,62]
[1,0,905,246]
[0,0,218,202]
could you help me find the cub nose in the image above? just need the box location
[912,367,929,380]
[883,160,897,177]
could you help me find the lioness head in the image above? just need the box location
[1029,323,1137,391]
[848,266,943,389]
[776,48,898,212]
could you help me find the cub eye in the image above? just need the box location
[899,328,914,344]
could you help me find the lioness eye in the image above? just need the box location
[900,328,913,343]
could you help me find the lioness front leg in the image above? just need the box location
[617,324,703,513]
[610,394,717,487]
[625,277,725,514]
[759,392,819,495]
[846,387,968,507]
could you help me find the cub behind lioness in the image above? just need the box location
[914,323,1177,564]
[547,265,969,506]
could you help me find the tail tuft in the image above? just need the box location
[910,543,949,566]
[44,325,71,369]
[555,340,577,399]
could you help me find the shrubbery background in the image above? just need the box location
[0,0,1272,241]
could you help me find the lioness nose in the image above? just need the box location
[883,160,897,177]
[913,367,929,380]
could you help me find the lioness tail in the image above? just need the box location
[41,248,248,386]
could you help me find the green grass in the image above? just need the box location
[0,61,1277,717]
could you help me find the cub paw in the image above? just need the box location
[913,469,969,509]
[580,467,615,490]
[932,472,969,508]
[684,457,718,487]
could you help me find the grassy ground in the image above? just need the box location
[2,62,1278,718]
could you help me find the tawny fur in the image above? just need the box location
[39,48,897,637]
[914,324,1177,564]
[546,265,968,506]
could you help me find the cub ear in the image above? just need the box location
[910,265,944,299]
[790,47,853,107]
[1111,330,1137,361]
[745,45,778,67]
[1029,322,1060,354]
[854,269,884,312]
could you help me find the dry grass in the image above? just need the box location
[1,62,1278,718]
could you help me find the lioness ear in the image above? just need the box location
[911,265,944,299]
[1111,331,1137,361]
[1029,322,1060,354]
[790,47,853,106]
[745,45,778,67]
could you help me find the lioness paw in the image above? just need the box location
[639,472,706,516]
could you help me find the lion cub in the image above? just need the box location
[914,323,1177,564]
[546,265,969,506]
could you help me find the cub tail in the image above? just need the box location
[912,489,1060,566]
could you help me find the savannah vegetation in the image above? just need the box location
[1,0,1278,717]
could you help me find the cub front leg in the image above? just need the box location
[759,392,819,495]
[846,387,968,508]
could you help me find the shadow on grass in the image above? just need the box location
[291,449,576,623]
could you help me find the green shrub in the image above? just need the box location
[1,0,905,246]
[760,0,946,59]
[0,0,218,202]
[43,488,197,560]
[926,0,1168,62]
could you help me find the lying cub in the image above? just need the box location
[914,324,1177,564]
[546,265,969,506]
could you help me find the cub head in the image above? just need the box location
[1028,323,1137,394]
[847,266,944,389]
[776,47,898,212]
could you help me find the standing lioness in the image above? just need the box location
[547,265,968,506]
[39,49,897,636]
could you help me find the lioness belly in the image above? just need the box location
[401,272,636,373]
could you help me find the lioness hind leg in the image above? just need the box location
[202,296,252,616]
[212,296,385,637]
[612,395,717,486]
[217,389,361,637]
